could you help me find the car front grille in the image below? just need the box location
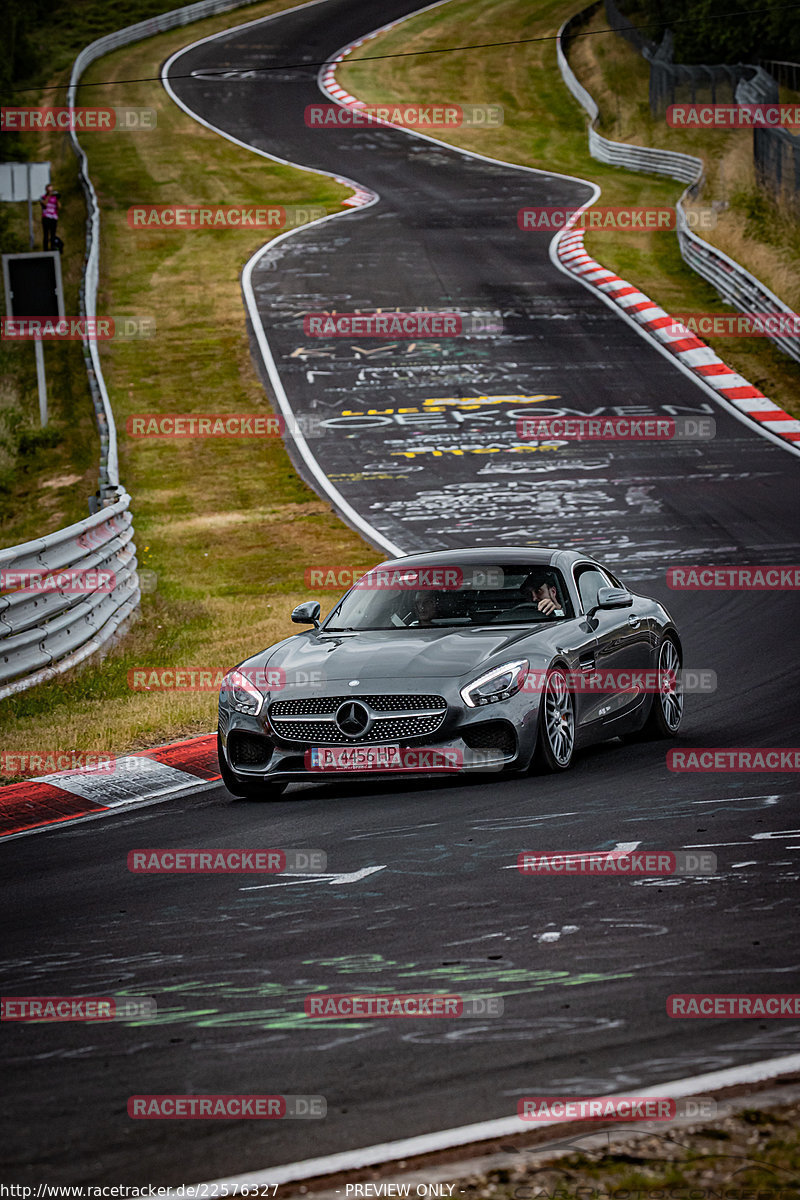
[268,694,447,744]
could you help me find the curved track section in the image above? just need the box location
[165,0,799,585]
[2,0,799,1186]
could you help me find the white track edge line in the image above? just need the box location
[175,1052,800,1188]
[162,0,624,559]
[160,0,404,556]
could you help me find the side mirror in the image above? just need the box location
[291,600,321,628]
[593,586,633,612]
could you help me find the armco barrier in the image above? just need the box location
[558,8,800,365]
[0,492,139,699]
[2,0,262,697]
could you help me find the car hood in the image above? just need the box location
[259,626,546,681]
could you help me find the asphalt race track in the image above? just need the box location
[2,0,800,1186]
[165,0,799,576]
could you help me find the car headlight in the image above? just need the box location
[221,669,265,716]
[460,659,528,708]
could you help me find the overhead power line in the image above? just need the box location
[11,2,800,94]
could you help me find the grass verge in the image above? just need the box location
[0,0,380,774]
[0,144,104,537]
[339,0,800,417]
[452,1099,800,1197]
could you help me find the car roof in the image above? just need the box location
[373,547,603,571]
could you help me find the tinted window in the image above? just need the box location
[323,564,574,631]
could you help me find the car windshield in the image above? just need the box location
[323,564,573,631]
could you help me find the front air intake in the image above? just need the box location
[462,721,517,757]
[229,732,273,770]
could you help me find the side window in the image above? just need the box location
[575,567,612,613]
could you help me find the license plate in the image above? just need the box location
[309,744,401,771]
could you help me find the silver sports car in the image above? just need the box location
[217,547,684,798]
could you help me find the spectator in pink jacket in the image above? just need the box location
[40,184,60,251]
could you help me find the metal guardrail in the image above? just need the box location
[0,492,139,699]
[587,125,702,183]
[2,0,262,698]
[557,9,800,366]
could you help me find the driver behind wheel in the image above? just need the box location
[411,589,439,625]
[496,569,565,620]
[525,569,563,616]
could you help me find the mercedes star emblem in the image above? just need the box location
[335,700,371,738]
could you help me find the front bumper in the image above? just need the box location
[218,684,541,786]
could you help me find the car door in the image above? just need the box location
[573,564,650,725]
[540,604,600,739]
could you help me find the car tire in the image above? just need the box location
[627,636,684,740]
[217,733,287,800]
[533,667,576,772]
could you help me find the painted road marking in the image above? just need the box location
[502,840,641,869]
[686,829,800,848]
[240,865,386,890]
[692,795,779,805]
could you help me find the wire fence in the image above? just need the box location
[557,9,800,367]
[753,127,800,208]
[760,60,800,93]
[604,1,799,205]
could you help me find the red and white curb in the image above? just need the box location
[319,48,376,206]
[0,734,219,839]
[555,227,800,446]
